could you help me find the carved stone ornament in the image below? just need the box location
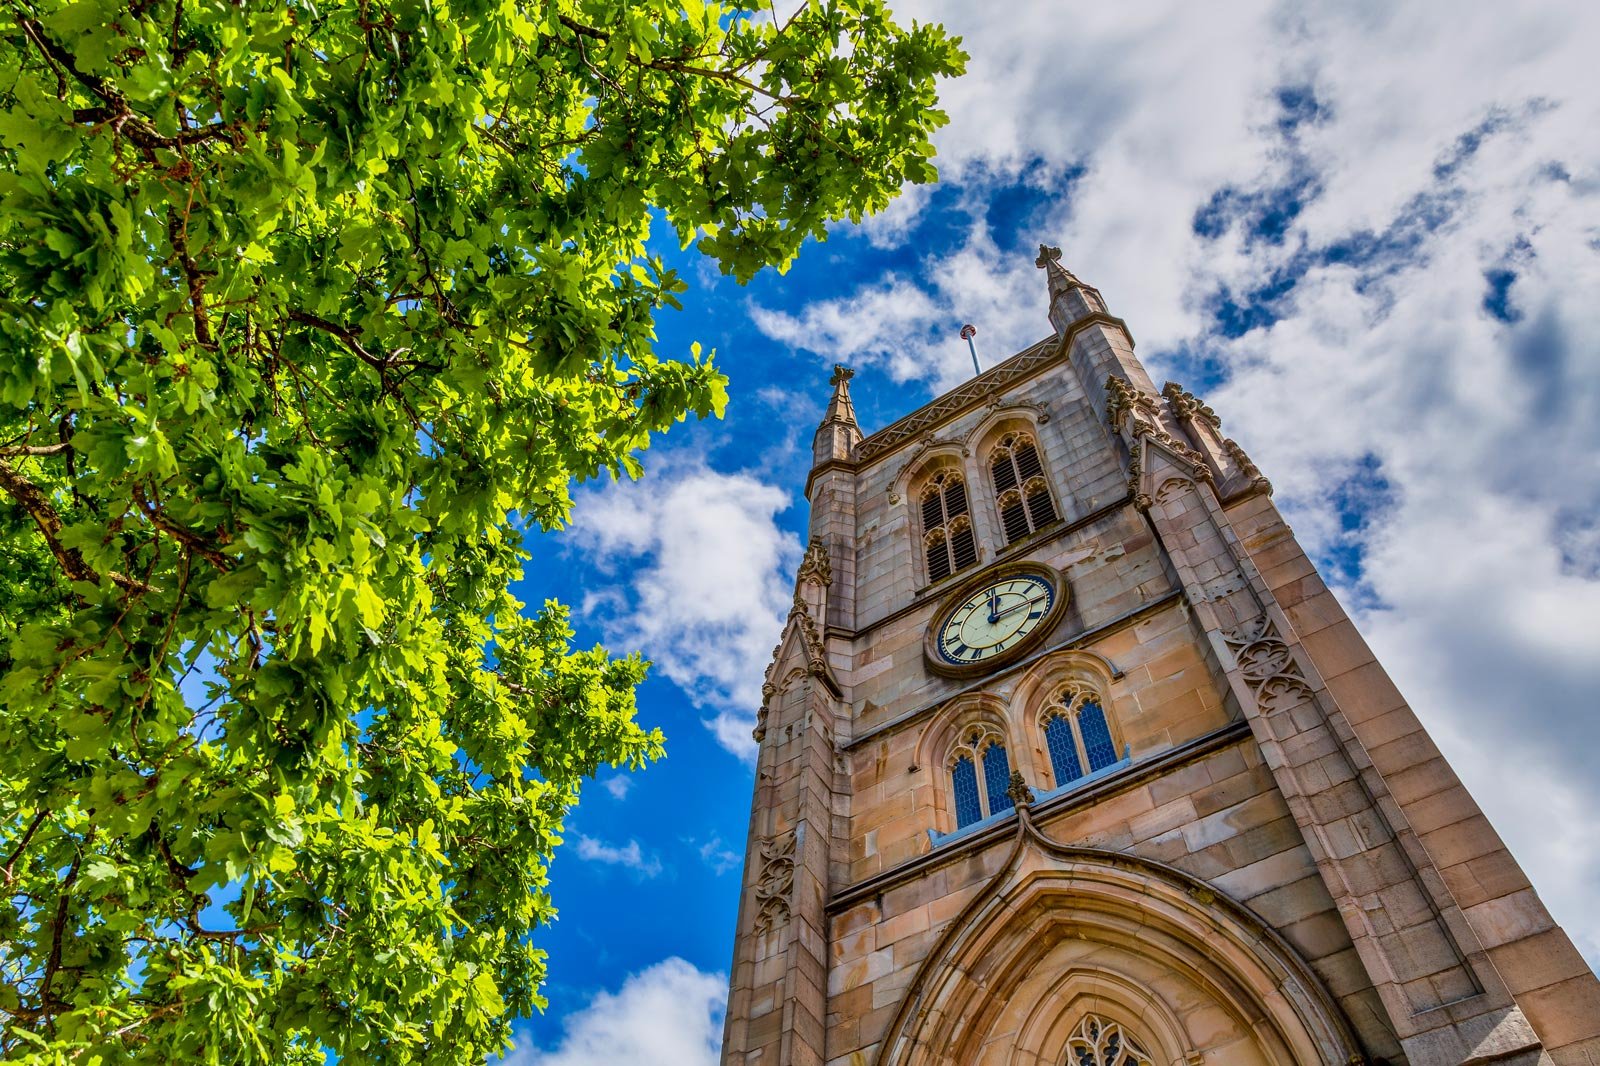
[1157,383,1271,494]
[1125,446,1152,512]
[1222,436,1273,494]
[890,434,964,497]
[1161,381,1221,428]
[789,592,829,677]
[753,680,777,742]
[983,395,1052,426]
[1067,1014,1154,1066]
[752,828,797,934]
[1107,376,1213,486]
[1035,243,1063,269]
[1105,375,1143,432]
[752,569,832,741]
[856,337,1059,462]
[1222,615,1314,713]
[829,363,854,387]
[1005,770,1035,808]
[796,537,832,588]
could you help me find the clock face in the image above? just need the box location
[933,572,1057,668]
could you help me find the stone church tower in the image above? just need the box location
[719,247,1600,1066]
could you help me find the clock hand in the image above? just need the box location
[987,587,999,623]
[991,593,1045,622]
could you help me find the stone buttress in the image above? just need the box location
[718,248,1600,1066]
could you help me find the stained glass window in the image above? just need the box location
[1078,700,1119,772]
[982,742,1013,815]
[952,754,982,828]
[1064,1014,1152,1066]
[1045,713,1083,787]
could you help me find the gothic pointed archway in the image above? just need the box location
[873,816,1364,1066]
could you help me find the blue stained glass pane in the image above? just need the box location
[952,755,982,828]
[983,743,1014,814]
[1045,715,1083,787]
[1079,701,1119,772]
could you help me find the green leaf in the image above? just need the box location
[0,0,965,1059]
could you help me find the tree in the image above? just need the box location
[0,0,964,1058]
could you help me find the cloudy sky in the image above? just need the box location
[507,2,1600,1061]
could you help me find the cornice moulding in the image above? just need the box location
[850,313,1135,467]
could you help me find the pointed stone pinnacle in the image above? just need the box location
[812,362,861,466]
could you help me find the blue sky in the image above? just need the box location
[505,3,1600,1062]
[507,213,968,1049]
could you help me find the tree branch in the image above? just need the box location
[12,11,115,104]
[554,15,795,104]
[131,484,232,571]
[39,840,87,1010]
[1,809,49,886]
[13,14,238,154]
[0,443,71,457]
[73,106,234,150]
[168,208,213,347]
[0,458,153,592]
[288,309,443,376]
[288,310,385,368]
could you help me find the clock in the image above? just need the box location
[925,564,1068,675]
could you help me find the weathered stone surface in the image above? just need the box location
[720,256,1599,1066]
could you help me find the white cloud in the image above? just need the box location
[567,457,802,760]
[696,836,743,877]
[858,181,937,249]
[504,957,726,1066]
[574,835,662,879]
[599,775,633,802]
[747,240,1052,393]
[750,0,1600,966]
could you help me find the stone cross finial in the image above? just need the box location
[1006,770,1035,808]
[1035,244,1062,269]
[813,362,861,464]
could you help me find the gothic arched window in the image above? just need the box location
[1041,690,1125,789]
[990,432,1058,544]
[947,727,1014,829]
[921,470,977,583]
[1065,1014,1153,1066]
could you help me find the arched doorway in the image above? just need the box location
[873,824,1364,1066]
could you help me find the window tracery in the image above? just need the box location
[947,726,1014,829]
[1040,688,1124,789]
[990,432,1058,544]
[1065,1014,1153,1066]
[920,470,978,582]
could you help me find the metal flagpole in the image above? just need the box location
[960,323,980,376]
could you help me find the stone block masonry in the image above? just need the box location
[719,247,1600,1066]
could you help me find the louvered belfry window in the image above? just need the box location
[991,433,1058,544]
[921,471,977,582]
